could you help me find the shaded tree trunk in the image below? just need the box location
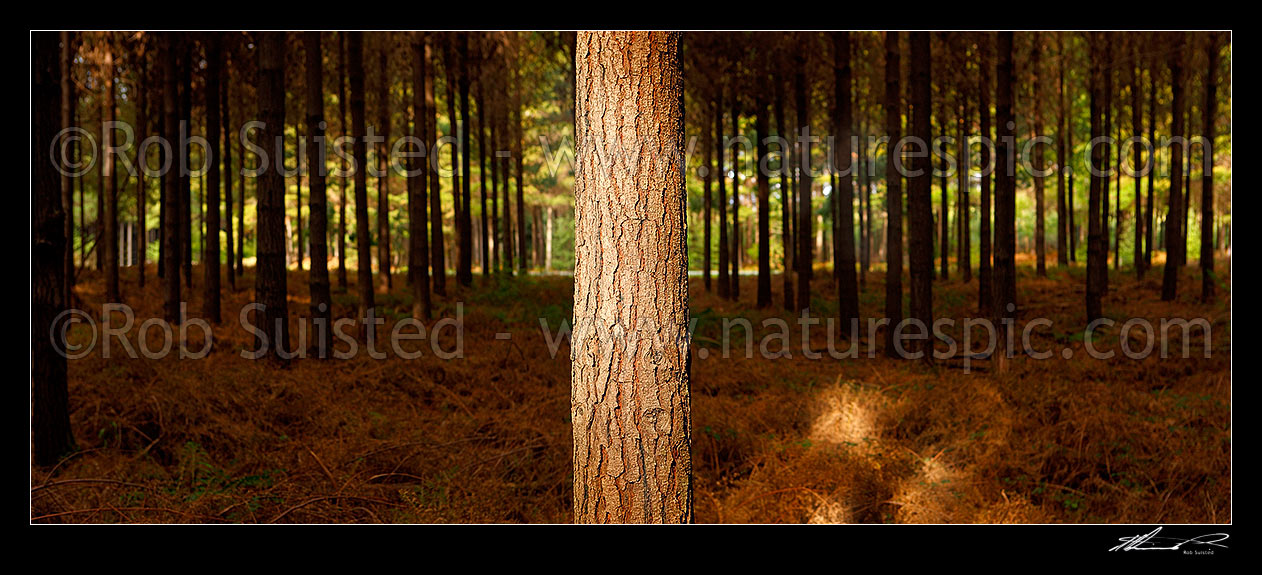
[774,66,794,311]
[513,38,527,275]
[755,53,772,309]
[832,32,859,326]
[883,31,903,357]
[1056,34,1069,268]
[102,40,120,302]
[223,39,235,291]
[1200,35,1218,303]
[33,31,75,466]
[337,32,350,290]
[715,81,730,300]
[459,33,475,286]
[255,32,291,356]
[571,31,691,524]
[410,33,433,320]
[1032,34,1047,277]
[162,36,182,323]
[1086,32,1108,322]
[377,37,393,290]
[60,32,76,305]
[306,31,333,354]
[729,87,740,300]
[1161,33,1185,302]
[424,35,446,295]
[978,33,993,316]
[908,32,934,360]
[203,33,222,323]
[794,43,813,315]
[993,32,1017,327]
[348,32,376,321]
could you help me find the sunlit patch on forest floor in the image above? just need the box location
[31,257,1230,523]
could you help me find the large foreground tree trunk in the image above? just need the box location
[992,32,1017,328]
[254,32,291,357]
[306,31,333,354]
[907,32,933,359]
[571,31,691,524]
[883,31,903,358]
[832,32,859,327]
[349,32,376,321]
[410,33,432,320]
[34,31,76,466]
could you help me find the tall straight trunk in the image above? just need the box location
[203,34,222,323]
[490,64,500,274]
[459,33,475,285]
[571,31,691,524]
[513,38,527,274]
[222,40,235,291]
[1056,34,1069,268]
[306,31,333,353]
[545,206,553,271]
[993,32,1017,325]
[377,37,393,289]
[937,101,949,282]
[794,45,812,315]
[1144,53,1156,273]
[755,61,772,309]
[336,32,350,290]
[1200,35,1218,303]
[1100,34,1112,294]
[702,98,712,293]
[237,80,246,278]
[475,39,490,278]
[832,32,859,326]
[729,89,740,299]
[296,107,305,272]
[410,33,433,319]
[442,37,466,287]
[60,32,76,304]
[1086,33,1108,323]
[956,89,970,283]
[500,79,514,276]
[1131,41,1143,277]
[162,36,182,323]
[254,32,291,357]
[134,44,148,290]
[424,35,446,295]
[1032,34,1046,277]
[883,31,903,358]
[34,31,75,466]
[102,41,120,301]
[978,33,993,316]
[907,32,933,359]
[180,42,192,288]
[715,82,730,300]
[774,69,794,311]
[348,32,376,319]
[1161,34,1185,301]
[862,117,872,287]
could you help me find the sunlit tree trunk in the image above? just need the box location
[572,31,691,524]
[34,31,75,466]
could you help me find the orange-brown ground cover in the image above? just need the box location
[31,257,1230,523]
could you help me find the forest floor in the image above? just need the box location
[31,255,1231,523]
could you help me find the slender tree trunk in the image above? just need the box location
[1131,40,1143,278]
[1144,52,1156,273]
[1200,35,1218,303]
[377,37,393,290]
[571,31,691,524]
[162,36,182,323]
[755,54,772,309]
[729,88,740,300]
[513,38,527,275]
[794,44,813,316]
[60,32,76,305]
[180,42,192,288]
[203,34,222,323]
[908,32,934,360]
[255,32,291,357]
[134,44,148,291]
[102,41,120,302]
[832,32,859,326]
[306,31,333,354]
[978,33,993,316]
[937,99,949,282]
[956,87,970,283]
[34,31,75,466]
[336,32,350,290]
[1032,34,1047,277]
[475,38,490,279]
[774,68,794,311]
[993,32,1017,331]
[424,35,446,295]
[883,31,903,358]
[223,40,235,291]
[715,81,729,300]
[459,33,475,285]
[1086,33,1108,323]
[1056,34,1069,268]
[702,97,712,293]
[410,33,433,320]
[1161,33,1185,301]
[348,32,377,321]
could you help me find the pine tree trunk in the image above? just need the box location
[993,32,1017,326]
[377,37,393,290]
[715,82,730,300]
[306,31,333,352]
[410,33,433,320]
[222,39,235,291]
[832,32,859,326]
[102,40,120,302]
[513,37,527,275]
[794,44,813,315]
[729,90,740,300]
[883,31,903,358]
[978,33,993,316]
[702,97,713,293]
[1056,34,1069,268]
[755,53,772,309]
[34,31,75,466]
[774,68,794,311]
[907,32,934,359]
[1200,35,1218,303]
[203,33,222,323]
[1161,33,1185,301]
[1086,32,1108,322]
[1032,34,1046,278]
[337,32,350,290]
[571,31,691,524]
[162,36,182,323]
[60,32,76,305]
[459,33,475,285]
[348,32,377,321]
[424,35,446,295]
[254,32,291,357]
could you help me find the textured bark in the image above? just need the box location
[513,38,527,275]
[204,33,222,323]
[475,37,490,278]
[349,32,376,320]
[223,39,235,291]
[255,32,291,357]
[729,86,740,300]
[907,32,933,359]
[702,98,712,293]
[572,31,691,524]
[1144,52,1156,273]
[410,33,432,320]
[1200,35,1218,303]
[1131,40,1144,279]
[306,31,333,353]
[180,42,192,287]
[832,32,859,327]
[992,32,1017,326]
[774,66,794,312]
[162,37,182,323]
[134,40,148,290]
[883,31,903,358]
[1161,33,1184,302]
[459,33,475,285]
[978,33,992,316]
[34,31,76,466]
